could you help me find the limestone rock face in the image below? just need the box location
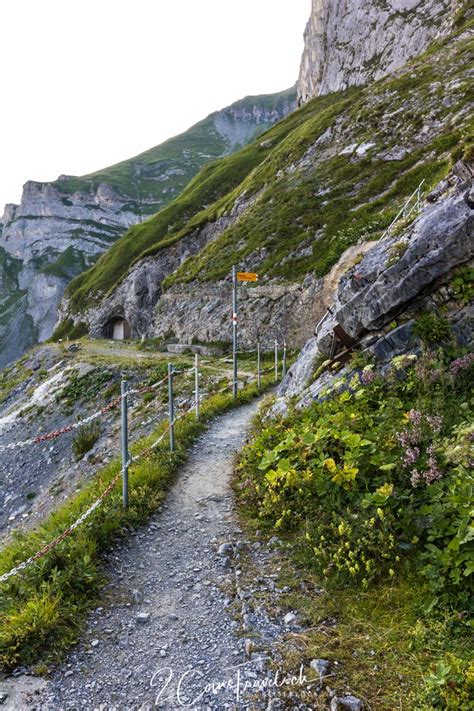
[277,182,474,406]
[297,0,453,102]
[0,181,137,367]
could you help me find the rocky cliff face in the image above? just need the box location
[0,182,141,367]
[0,89,295,367]
[297,0,454,102]
[275,179,474,412]
[58,14,472,354]
[0,180,138,363]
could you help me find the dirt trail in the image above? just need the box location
[10,399,300,711]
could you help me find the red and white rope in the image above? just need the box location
[0,473,120,584]
[0,372,175,453]
[0,396,124,452]
[0,371,245,583]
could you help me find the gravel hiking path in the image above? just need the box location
[9,399,312,711]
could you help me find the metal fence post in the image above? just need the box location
[168,363,175,452]
[257,339,261,389]
[121,378,129,512]
[282,342,287,380]
[232,265,238,400]
[274,339,278,383]
[195,353,200,419]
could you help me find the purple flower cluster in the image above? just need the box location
[425,445,443,483]
[411,446,443,487]
[404,446,420,466]
[396,427,420,452]
[408,409,423,425]
[450,352,474,375]
[361,369,376,385]
[425,415,443,433]
[396,410,445,487]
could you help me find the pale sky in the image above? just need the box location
[0,0,309,211]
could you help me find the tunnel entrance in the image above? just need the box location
[105,317,131,340]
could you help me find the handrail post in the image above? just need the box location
[168,363,175,452]
[194,353,200,419]
[274,339,278,383]
[232,265,238,399]
[121,378,129,512]
[257,339,261,389]
[282,342,287,380]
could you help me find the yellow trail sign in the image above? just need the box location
[237,272,258,282]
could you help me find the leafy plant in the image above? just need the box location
[420,653,474,710]
[413,311,452,346]
[58,369,114,407]
[72,422,101,461]
[386,240,409,267]
[236,348,474,604]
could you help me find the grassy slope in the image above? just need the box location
[64,93,342,312]
[62,20,472,320]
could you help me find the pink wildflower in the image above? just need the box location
[408,409,423,425]
[450,353,474,375]
[426,415,443,433]
[361,369,376,385]
[404,447,420,466]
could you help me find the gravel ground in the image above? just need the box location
[3,399,317,711]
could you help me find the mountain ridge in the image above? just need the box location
[0,87,296,367]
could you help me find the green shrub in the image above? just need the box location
[50,319,87,342]
[236,348,474,606]
[72,422,101,460]
[413,311,452,345]
[450,266,474,304]
[419,653,474,710]
[309,505,400,589]
[58,369,114,407]
[418,424,474,606]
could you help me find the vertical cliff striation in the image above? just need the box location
[297,0,456,102]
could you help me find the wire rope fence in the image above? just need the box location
[0,344,289,584]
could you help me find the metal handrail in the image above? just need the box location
[377,179,425,243]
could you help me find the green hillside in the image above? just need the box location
[52,87,296,217]
[63,17,473,318]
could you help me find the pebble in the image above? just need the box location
[135,612,151,624]
[331,695,364,711]
[218,542,234,557]
[310,658,331,678]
